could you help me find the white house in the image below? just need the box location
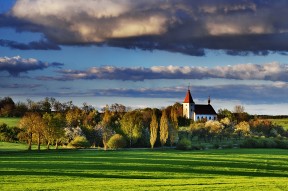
[183,89,217,121]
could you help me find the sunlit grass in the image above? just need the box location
[0,117,20,127]
[271,118,288,130]
[1,143,287,191]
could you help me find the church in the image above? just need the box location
[183,89,217,121]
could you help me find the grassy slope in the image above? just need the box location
[271,118,288,130]
[0,117,20,127]
[0,143,287,191]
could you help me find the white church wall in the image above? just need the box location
[195,114,217,121]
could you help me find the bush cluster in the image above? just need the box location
[68,136,90,148]
[240,138,288,149]
[176,138,191,150]
[107,134,127,149]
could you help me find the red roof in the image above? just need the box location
[183,90,194,103]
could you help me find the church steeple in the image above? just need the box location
[182,86,195,119]
[183,89,194,103]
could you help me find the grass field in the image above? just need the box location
[271,118,288,130]
[0,117,20,127]
[1,142,287,191]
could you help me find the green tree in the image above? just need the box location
[0,97,15,117]
[19,112,45,150]
[160,110,169,146]
[101,109,114,150]
[120,111,143,147]
[43,113,65,149]
[217,108,234,121]
[149,110,158,149]
[107,134,126,149]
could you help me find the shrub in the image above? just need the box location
[176,138,191,150]
[107,134,126,149]
[275,139,288,149]
[263,139,277,148]
[191,144,205,150]
[68,136,90,148]
[0,123,20,142]
[240,137,287,149]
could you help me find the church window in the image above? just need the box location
[209,116,211,120]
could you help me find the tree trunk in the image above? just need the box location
[55,141,58,150]
[28,133,32,150]
[37,133,41,151]
[47,141,50,150]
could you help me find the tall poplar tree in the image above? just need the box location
[150,110,158,149]
[169,107,179,146]
[160,110,169,147]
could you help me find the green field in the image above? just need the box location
[271,118,288,130]
[1,142,287,191]
[0,117,20,127]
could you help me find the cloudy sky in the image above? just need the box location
[1,0,288,115]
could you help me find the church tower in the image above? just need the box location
[182,88,195,119]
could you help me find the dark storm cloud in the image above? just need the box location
[0,39,61,50]
[2,0,288,56]
[0,56,64,76]
[39,63,288,82]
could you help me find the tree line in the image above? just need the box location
[0,97,287,150]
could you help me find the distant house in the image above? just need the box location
[182,89,217,121]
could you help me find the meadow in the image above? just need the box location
[0,117,20,127]
[1,142,287,191]
[271,118,288,130]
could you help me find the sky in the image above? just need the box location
[1,0,288,115]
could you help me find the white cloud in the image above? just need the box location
[0,56,63,76]
[42,62,288,82]
[11,0,167,42]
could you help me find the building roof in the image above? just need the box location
[183,90,194,103]
[195,104,217,115]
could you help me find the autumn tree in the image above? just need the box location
[234,105,249,122]
[19,112,45,150]
[235,121,250,139]
[149,110,158,149]
[66,107,83,127]
[120,111,143,147]
[205,120,223,141]
[160,110,169,146]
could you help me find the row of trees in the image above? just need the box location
[1,97,287,150]
[1,98,184,150]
